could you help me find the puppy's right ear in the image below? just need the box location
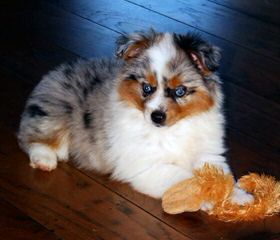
[116,30,157,61]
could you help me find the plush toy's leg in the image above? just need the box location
[194,155,254,206]
[162,163,234,214]
[162,163,280,221]
[129,163,192,199]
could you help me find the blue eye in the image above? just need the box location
[175,86,186,97]
[143,83,154,95]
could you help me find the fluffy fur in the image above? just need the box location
[18,30,252,204]
[162,164,280,222]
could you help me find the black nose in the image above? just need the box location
[151,111,166,125]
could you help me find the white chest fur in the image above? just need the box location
[104,101,225,181]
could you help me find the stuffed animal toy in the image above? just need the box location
[162,164,280,222]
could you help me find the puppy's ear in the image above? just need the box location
[116,29,157,61]
[174,33,221,76]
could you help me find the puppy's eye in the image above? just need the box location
[175,86,187,97]
[143,83,154,95]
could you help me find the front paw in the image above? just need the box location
[231,187,254,205]
[200,201,214,212]
[29,143,57,171]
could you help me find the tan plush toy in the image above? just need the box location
[162,164,280,222]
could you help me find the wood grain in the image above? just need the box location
[0,199,59,240]
[210,0,280,25]
[128,0,280,62]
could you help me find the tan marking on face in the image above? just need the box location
[118,79,144,110]
[28,128,68,150]
[146,73,157,86]
[123,40,149,60]
[167,75,182,89]
[166,88,214,125]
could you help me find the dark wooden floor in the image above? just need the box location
[0,0,279,239]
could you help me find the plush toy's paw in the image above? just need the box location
[231,187,254,205]
[162,178,203,214]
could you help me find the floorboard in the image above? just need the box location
[0,199,59,240]
[210,0,280,25]
[127,0,280,62]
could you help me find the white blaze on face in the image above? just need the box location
[147,33,176,78]
[146,33,176,112]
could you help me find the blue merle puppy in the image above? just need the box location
[18,30,253,206]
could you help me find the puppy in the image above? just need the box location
[18,30,252,206]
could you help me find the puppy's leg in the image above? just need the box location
[129,163,192,199]
[18,103,70,172]
[230,183,254,205]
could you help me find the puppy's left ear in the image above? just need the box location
[174,33,221,76]
[116,29,157,61]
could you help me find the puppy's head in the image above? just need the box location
[117,30,222,127]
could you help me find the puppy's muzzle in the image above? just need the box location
[151,110,166,126]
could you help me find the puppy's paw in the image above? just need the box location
[29,143,57,171]
[200,201,214,212]
[231,187,254,205]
